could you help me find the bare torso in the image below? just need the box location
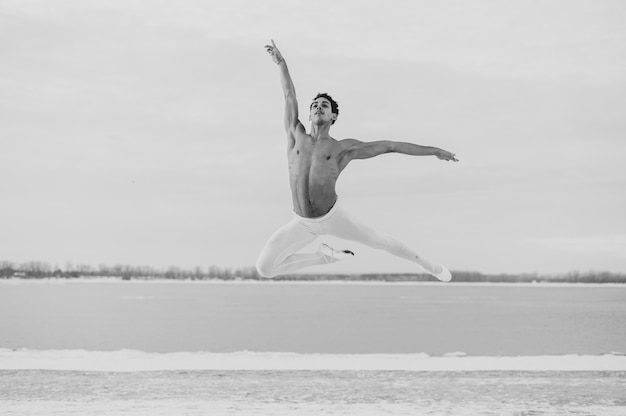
[288,135,348,218]
[264,41,457,220]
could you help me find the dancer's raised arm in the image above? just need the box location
[264,40,305,150]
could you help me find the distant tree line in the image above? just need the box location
[1,260,625,283]
[0,260,260,281]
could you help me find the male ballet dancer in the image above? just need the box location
[256,40,458,282]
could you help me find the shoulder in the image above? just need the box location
[335,138,362,156]
[337,138,362,150]
[290,125,310,142]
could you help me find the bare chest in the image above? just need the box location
[287,138,345,216]
[288,139,341,175]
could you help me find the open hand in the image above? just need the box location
[436,149,459,162]
[264,39,284,65]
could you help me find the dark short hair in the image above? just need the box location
[311,93,339,124]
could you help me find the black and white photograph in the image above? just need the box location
[1,0,625,414]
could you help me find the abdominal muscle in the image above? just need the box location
[290,174,337,218]
[289,158,339,218]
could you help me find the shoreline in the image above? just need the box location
[2,349,626,372]
[1,276,625,287]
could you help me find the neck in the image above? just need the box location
[310,123,332,140]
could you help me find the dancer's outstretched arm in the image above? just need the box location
[337,139,458,170]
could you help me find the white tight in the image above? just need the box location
[255,200,434,278]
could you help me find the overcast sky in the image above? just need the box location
[1,0,625,275]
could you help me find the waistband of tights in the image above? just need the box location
[293,197,339,223]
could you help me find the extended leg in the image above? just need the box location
[324,206,451,281]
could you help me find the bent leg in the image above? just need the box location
[256,218,337,278]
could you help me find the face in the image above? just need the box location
[309,98,337,125]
